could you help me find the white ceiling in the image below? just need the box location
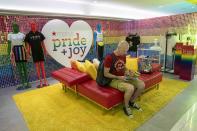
[0,0,196,20]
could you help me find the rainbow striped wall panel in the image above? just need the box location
[180,45,196,81]
[174,43,183,75]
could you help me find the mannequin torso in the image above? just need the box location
[25,23,45,63]
[8,23,26,62]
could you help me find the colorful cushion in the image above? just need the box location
[126,57,138,72]
[51,67,90,86]
[92,58,100,70]
[84,60,97,80]
[76,61,86,73]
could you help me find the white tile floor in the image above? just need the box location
[0,76,197,131]
[136,75,197,131]
[170,102,197,131]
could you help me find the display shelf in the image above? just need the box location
[137,48,161,64]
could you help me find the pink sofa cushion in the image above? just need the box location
[51,67,90,86]
[139,71,162,89]
[151,63,162,72]
[77,80,124,109]
[51,66,162,109]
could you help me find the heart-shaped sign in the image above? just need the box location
[41,19,93,67]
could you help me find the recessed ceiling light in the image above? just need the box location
[192,6,195,8]
[93,1,97,4]
[158,5,164,8]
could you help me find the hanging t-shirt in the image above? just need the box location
[126,34,140,52]
[7,32,25,46]
[24,31,45,62]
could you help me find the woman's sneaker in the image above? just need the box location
[129,101,143,111]
[123,106,133,118]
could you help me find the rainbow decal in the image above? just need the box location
[0,44,8,55]
[180,45,196,81]
[174,43,183,75]
[186,0,197,4]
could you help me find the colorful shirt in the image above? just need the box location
[104,53,126,76]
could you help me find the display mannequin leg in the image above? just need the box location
[40,61,48,86]
[97,45,104,61]
[21,62,30,88]
[35,62,42,87]
[16,62,25,90]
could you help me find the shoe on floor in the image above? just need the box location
[43,83,49,87]
[16,86,25,90]
[37,84,42,88]
[129,101,142,111]
[25,84,31,89]
[123,106,133,118]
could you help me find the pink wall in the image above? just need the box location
[0,12,196,37]
[0,16,126,36]
[124,12,197,36]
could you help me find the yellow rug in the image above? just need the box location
[13,78,189,131]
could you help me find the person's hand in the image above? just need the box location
[128,70,135,77]
[117,76,125,80]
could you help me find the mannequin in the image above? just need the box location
[93,24,104,61]
[25,22,48,88]
[8,22,30,90]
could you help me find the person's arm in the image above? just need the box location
[41,41,47,56]
[25,42,30,55]
[40,32,47,56]
[24,33,31,57]
[104,67,124,80]
[25,42,31,61]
